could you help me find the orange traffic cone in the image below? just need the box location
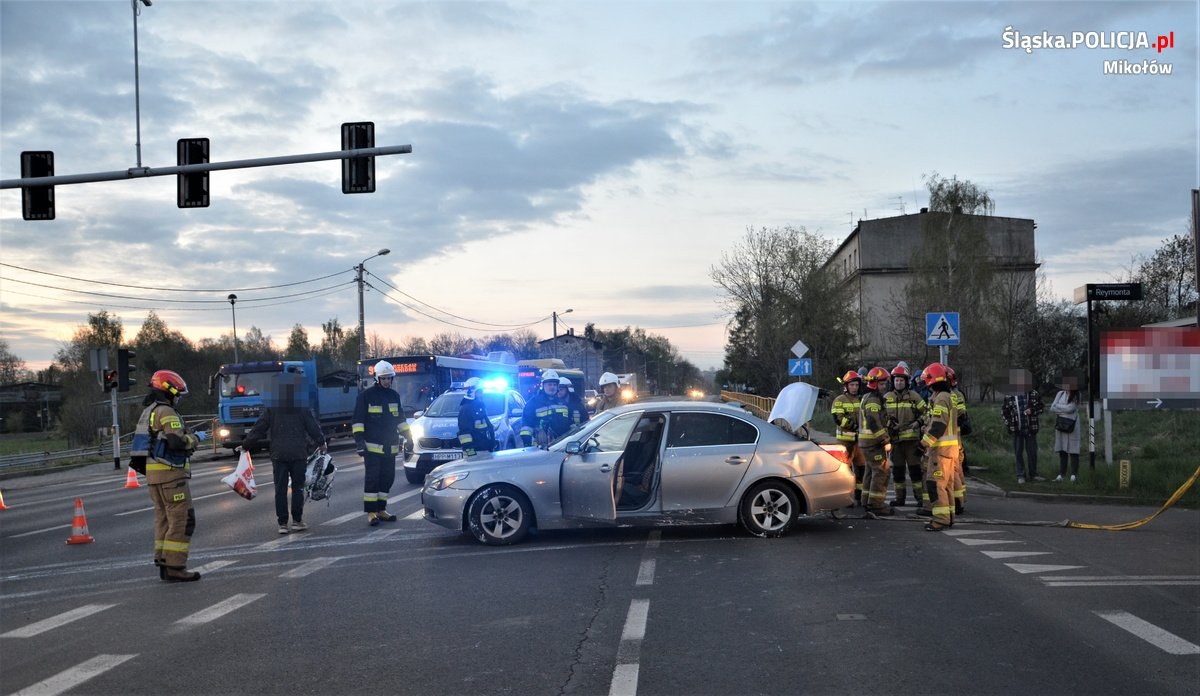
[123,467,142,489]
[0,488,8,510]
[66,497,95,545]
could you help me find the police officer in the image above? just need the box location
[917,363,961,531]
[884,364,927,509]
[830,370,865,506]
[858,367,894,517]
[595,372,623,414]
[519,369,570,446]
[352,361,412,526]
[457,377,496,457]
[130,369,204,582]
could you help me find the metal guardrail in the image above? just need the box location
[720,390,775,419]
[0,415,217,476]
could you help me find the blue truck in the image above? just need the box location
[211,360,358,451]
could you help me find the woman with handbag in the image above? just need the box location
[1049,379,1081,482]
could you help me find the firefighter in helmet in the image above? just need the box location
[352,361,412,526]
[131,369,205,582]
[858,366,894,516]
[520,369,571,446]
[457,377,496,457]
[595,372,623,414]
[917,362,961,531]
[946,367,969,515]
[831,370,865,506]
[884,363,927,509]
[559,376,590,428]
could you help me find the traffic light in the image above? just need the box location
[341,122,375,193]
[177,138,210,208]
[117,348,137,392]
[20,151,55,220]
[103,370,118,392]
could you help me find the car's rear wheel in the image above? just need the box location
[739,480,800,538]
[404,467,424,485]
[467,485,532,545]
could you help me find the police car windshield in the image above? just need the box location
[424,391,506,418]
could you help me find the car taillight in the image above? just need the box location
[819,443,850,467]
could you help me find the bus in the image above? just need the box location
[357,353,518,417]
[516,358,587,400]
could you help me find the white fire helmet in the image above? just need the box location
[599,372,619,387]
[374,361,396,380]
[541,369,561,384]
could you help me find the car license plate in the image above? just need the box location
[431,452,463,461]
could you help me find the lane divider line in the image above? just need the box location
[9,653,137,696]
[610,599,650,696]
[191,560,238,575]
[8,524,73,539]
[1,604,116,639]
[1093,610,1200,655]
[175,593,265,627]
[280,557,342,578]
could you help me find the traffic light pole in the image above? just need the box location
[0,145,412,189]
[111,387,122,470]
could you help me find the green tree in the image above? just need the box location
[0,339,25,384]
[285,323,312,360]
[54,312,124,446]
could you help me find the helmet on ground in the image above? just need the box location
[541,369,561,384]
[150,370,188,397]
[374,361,396,379]
[864,367,890,388]
[599,372,619,387]
[922,363,949,385]
[891,364,910,377]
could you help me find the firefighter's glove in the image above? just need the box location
[194,430,209,442]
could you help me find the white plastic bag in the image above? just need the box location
[222,450,258,500]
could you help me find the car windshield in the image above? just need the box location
[423,391,506,418]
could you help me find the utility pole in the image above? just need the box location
[357,248,390,360]
[552,308,573,359]
[228,294,239,363]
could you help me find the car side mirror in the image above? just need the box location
[565,441,581,455]
[414,410,424,418]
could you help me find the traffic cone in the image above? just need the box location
[66,497,95,545]
[123,467,142,489]
[0,489,8,510]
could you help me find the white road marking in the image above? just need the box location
[280,557,342,578]
[8,524,72,539]
[635,559,656,586]
[362,529,401,542]
[404,509,424,520]
[191,560,238,575]
[1093,610,1200,655]
[322,511,364,526]
[254,533,307,551]
[175,593,265,626]
[1,604,116,638]
[114,489,235,517]
[9,654,137,696]
[943,529,1007,536]
[981,551,1053,559]
[1004,563,1086,574]
[1042,575,1200,587]
[609,664,640,696]
[955,538,1024,547]
[622,599,649,641]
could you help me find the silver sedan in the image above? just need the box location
[421,400,855,545]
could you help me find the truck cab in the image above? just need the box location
[211,360,357,450]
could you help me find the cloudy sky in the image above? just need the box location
[1,0,1196,373]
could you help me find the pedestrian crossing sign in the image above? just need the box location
[926,312,960,346]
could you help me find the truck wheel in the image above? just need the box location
[404,468,424,485]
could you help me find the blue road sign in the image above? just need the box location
[926,312,961,346]
[788,358,813,376]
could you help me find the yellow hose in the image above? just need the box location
[1067,461,1200,531]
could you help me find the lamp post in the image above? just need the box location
[357,248,391,361]
[130,0,153,169]
[552,308,573,358]
[228,294,239,363]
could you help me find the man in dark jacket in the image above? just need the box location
[241,376,327,534]
[1001,369,1043,484]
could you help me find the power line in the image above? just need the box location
[366,270,547,329]
[0,261,351,292]
[0,274,352,304]
[367,283,546,333]
[0,281,354,312]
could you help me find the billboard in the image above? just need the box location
[1101,327,1200,410]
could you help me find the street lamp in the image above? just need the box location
[357,248,391,360]
[228,294,239,363]
[552,308,573,358]
[131,0,153,169]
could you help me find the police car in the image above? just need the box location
[402,379,526,484]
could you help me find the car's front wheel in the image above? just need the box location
[739,480,800,538]
[404,467,424,485]
[466,485,532,545]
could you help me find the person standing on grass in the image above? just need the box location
[1049,375,1081,482]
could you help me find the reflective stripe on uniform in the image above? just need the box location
[363,494,379,503]
[160,540,190,553]
[368,405,383,414]
[460,433,474,444]
[933,438,959,447]
[366,443,385,454]
[352,422,365,434]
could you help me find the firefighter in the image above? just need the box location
[917,362,961,531]
[830,370,865,506]
[520,369,571,446]
[884,364,927,508]
[947,367,969,515]
[457,377,496,457]
[131,369,204,582]
[595,372,623,414]
[560,377,590,428]
[352,360,412,526]
[858,366,894,517]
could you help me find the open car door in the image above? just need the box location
[561,411,641,522]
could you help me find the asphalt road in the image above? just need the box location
[1,447,1197,696]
